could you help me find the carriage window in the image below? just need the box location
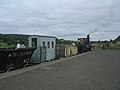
[43,42,45,48]
[47,42,50,48]
[52,42,54,48]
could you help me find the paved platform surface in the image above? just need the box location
[0,49,120,90]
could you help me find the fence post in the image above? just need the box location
[40,47,42,63]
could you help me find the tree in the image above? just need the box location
[110,39,113,42]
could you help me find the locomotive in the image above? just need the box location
[76,35,92,54]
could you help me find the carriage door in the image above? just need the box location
[32,38,37,48]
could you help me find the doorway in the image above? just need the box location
[32,38,37,48]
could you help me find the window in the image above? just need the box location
[47,42,50,48]
[43,42,45,48]
[52,42,54,48]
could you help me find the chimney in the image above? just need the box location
[87,35,90,45]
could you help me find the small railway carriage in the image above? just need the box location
[29,35,56,63]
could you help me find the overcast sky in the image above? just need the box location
[0,0,120,41]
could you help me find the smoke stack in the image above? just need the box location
[87,35,90,45]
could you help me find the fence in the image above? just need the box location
[55,45,65,59]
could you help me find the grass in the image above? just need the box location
[0,42,15,49]
[110,44,120,50]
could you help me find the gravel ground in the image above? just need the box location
[0,49,120,90]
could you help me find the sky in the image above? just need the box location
[0,0,120,41]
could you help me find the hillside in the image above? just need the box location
[114,36,120,42]
[0,34,30,48]
[0,34,30,41]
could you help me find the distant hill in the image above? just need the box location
[0,34,30,41]
[56,38,76,45]
[0,34,30,48]
[114,36,120,42]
